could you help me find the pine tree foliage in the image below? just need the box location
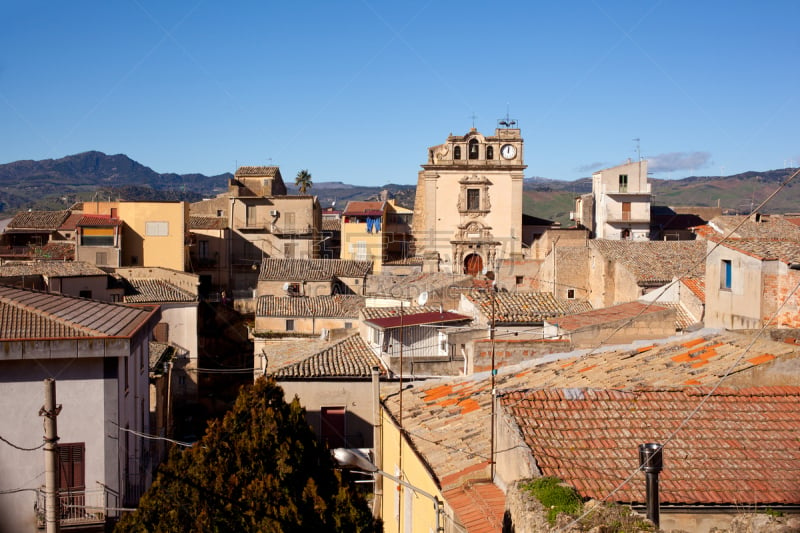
[115,377,378,532]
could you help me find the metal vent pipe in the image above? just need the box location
[638,443,664,528]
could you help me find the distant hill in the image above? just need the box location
[523,168,799,226]
[0,151,230,214]
[1,152,796,226]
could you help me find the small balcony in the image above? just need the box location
[36,487,114,530]
[272,224,313,236]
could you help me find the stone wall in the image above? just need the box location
[471,338,572,373]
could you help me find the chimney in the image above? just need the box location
[639,443,663,528]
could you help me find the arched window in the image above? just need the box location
[486,146,494,159]
[453,146,461,160]
[468,139,479,160]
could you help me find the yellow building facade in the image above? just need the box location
[82,201,189,271]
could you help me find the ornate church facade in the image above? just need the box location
[412,125,526,274]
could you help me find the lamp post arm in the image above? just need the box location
[374,468,444,533]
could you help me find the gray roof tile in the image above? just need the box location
[273,333,383,378]
[257,295,364,318]
[590,240,706,285]
[259,259,372,281]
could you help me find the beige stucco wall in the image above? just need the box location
[254,315,356,335]
[230,196,320,261]
[705,243,764,329]
[592,160,651,240]
[278,379,375,448]
[48,275,120,302]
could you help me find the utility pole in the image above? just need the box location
[39,378,61,533]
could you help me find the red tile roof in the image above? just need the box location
[272,333,384,379]
[77,215,122,227]
[681,276,705,302]
[549,301,669,331]
[500,386,800,506]
[343,201,384,216]
[442,481,505,533]
[365,310,471,329]
[7,210,70,230]
[0,285,155,340]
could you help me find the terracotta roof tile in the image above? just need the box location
[7,210,70,230]
[59,213,83,231]
[383,331,800,493]
[256,295,364,318]
[77,215,122,227]
[591,240,706,285]
[500,386,800,505]
[343,201,384,216]
[465,291,591,324]
[0,285,154,339]
[321,218,340,232]
[259,258,372,281]
[0,261,106,278]
[720,239,800,264]
[235,166,279,177]
[189,216,227,230]
[706,215,800,241]
[442,481,505,533]
[272,333,384,378]
[681,276,705,302]
[124,279,197,303]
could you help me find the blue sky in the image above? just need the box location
[1,1,798,186]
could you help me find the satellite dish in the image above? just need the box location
[331,200,336,207]
[417,291,429,306]
[282,282,290,291]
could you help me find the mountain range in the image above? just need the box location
[0,151,797,226]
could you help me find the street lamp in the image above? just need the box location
[333,448,444,533]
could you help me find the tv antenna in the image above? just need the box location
[498,105,517,129]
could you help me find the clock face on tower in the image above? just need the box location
[500,144,517,160]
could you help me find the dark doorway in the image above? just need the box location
[464,253,483,275]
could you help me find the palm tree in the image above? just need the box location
[295,169,312,195]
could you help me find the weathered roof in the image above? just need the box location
[501,386,800,505]
[7,210,71,230]
[705,215,800,241]
[189,216,228,230]
[367,272,472,298]
[365,310,471,330]
[149,341,175,370]
[272,333,383,379]
[590,240,706,285]
[681,276,705,302]
[31,243,75,261]
[362,305,446,320]
[0,285,155,339]
[719,239,800,264]
[464,291,592,324]
[321,218,340,232]
[77,215,122,227]
[256,295,364,318]
[124,279,197,303]
[235,166,279,177]
[343,201,384,217]
[259,258,373,281]
[383,331,800,491]
[0,261,107,278]
[442,481,505,533]
[59,213,83,231]
[550,301,670,331]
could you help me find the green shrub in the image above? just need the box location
[522,476,583,525]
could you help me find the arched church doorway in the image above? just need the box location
[464,253,483,275]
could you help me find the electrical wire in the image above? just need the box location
[109,420,198,448]
[0,434,45,451]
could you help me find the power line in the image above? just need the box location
[0,434,44,451]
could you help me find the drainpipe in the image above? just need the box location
[639,443,663,528]
[371,366,382,519]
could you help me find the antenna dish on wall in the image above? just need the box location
[417,291,429,306]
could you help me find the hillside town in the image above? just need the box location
[1,123,799,532]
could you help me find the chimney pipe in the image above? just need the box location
[638,443,663,528]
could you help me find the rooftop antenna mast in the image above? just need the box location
[469,112,478,129]
[497,104,517,129]
[634,137,642,180]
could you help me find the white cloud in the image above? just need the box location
[648,152,711,173]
